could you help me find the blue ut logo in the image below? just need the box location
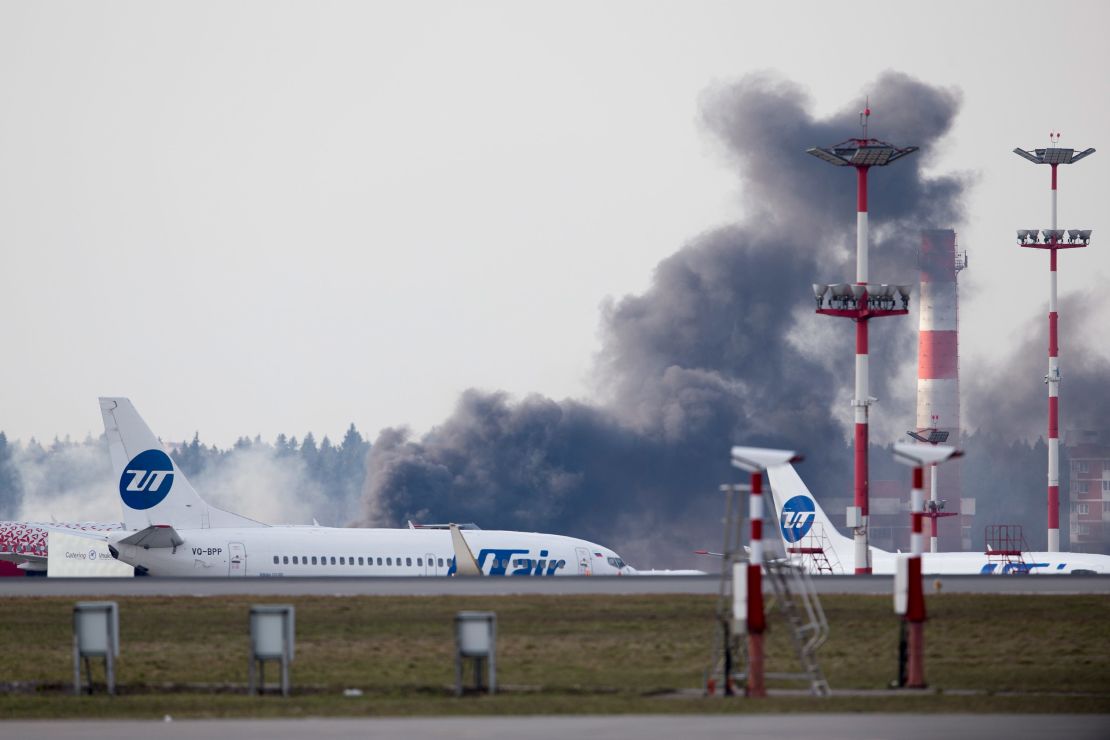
[780,495,816,543]
[119,449,175,510]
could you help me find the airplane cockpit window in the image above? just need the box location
[607,557,625,569]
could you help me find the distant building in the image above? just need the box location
[1066,429,1110,554]
[866,480,910,552]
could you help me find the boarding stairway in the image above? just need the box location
[984,524,1031,574]
[785,523,843,575]
[704,484,830,697]
[762,556,830,695]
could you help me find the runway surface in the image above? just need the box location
[4,715,1109,740]
[2,574,1108,597]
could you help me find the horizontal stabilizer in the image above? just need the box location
[409,521,482,530]
[118,525,184,549]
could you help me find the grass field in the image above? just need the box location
[1,593,1108,718]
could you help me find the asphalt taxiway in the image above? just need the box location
[4,714,1109,740]
[1,574,1107,597]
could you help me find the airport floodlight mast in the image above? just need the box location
[1014,134,1095,552]
[808,101,917,574]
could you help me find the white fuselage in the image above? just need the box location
[767,462,1110,576]
[108,526,632,577]
[866,547,1110,576]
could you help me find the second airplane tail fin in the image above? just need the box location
[766,462,854,574]
[100,398,266,531]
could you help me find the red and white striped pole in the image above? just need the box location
[747,470,767,698]
[905,465,927,688]
[853,165,873,574]
[1047,163,1061,552]
[808,109,917,575]
[1015,140,1094,549]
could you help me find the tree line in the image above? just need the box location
[0,424,1080,550]
[0,426,371,524]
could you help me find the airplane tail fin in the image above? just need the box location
[99,398,265,531]
[766,462,854,574]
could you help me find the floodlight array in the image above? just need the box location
[806,147,851,166]
[812,282,910,311]
[806,139,918,168]
[1016,229,1092,246]
[851,146,896,166]
[1012,146,1096,165]
[1039,148,1075,165]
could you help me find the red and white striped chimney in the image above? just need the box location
[916,229,968,550]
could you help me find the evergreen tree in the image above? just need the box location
[173,432,209,478]
[301,432,318,471]
[0,432,22,519]
[317,436,335,484]
[338,422,371,505]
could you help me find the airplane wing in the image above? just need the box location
[0,551,47,566]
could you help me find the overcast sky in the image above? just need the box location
[1,0,1107,447]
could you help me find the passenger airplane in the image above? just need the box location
[766,461,1110,575]
[91,398,658,577]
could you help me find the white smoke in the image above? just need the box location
[191,445,331,526]
[13,439,119,523]
[8,436,357,528]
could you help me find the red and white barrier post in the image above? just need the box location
[892,442,963,689]
[906,464,927,688]
[747,469,767,697]
[730,446,803,699]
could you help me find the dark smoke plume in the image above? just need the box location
[360,72,967,568]
[967,290,1110,437]
[962,290,1110,550]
